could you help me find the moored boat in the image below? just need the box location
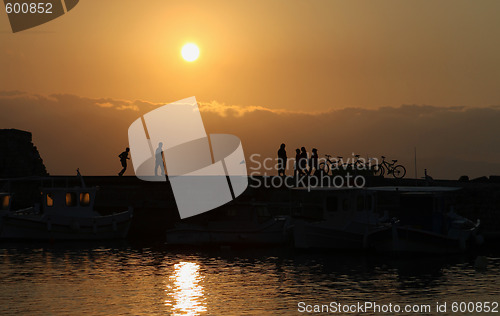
[292,187,390,249]
[0,185,133,241]
[366,187,481,253]
[166,202,292,246]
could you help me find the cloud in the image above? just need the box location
[1,91,499,179]
[116,105,139,111]
[198,100,283,117]
[96,102,114,108]
[0,90,26,97]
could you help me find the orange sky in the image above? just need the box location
[1,1,500,178]
[1,0,500,111]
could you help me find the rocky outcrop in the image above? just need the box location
[0,129,48,177]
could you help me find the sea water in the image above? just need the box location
[0,243,499,315]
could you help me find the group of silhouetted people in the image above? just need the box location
[278,143,319,177]
[117,143,321,178]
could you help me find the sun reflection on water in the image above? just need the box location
[165,261,207,315]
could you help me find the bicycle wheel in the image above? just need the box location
[372,164,385,177]
[392,165,406,179]
[319,162,330,175]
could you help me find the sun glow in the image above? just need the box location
[181,43,200,62]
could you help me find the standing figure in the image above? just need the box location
[155,142,165,176]
[309,148,319,176]
[300,147,308,174]
[118,147,130,176]
[277,143,287,177]
[294,148,303,178]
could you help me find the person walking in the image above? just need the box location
[118,147,130,176]
[155,142,165,176]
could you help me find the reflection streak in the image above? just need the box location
[166,261,206,315]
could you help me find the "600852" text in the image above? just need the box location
[451,302,498,313]
[5,2,53,14]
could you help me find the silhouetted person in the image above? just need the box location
[294,148,304,178]
[118,147,130,176]
[299,147,308,173]
[155,142,165,176]
[277,143,287,177]
[309,148,319,176]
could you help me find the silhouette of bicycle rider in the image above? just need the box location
[118,147,130,176]
[155,142,165,176]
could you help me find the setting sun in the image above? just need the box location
[181,43,200,62]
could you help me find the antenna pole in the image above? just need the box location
[414,147,417,179]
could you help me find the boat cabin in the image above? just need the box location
[368,186,462,233]
[41,187,99,218]
[291,187,378,221]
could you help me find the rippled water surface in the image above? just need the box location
[0,243,499,315]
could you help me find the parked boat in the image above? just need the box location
[292,187,390,249]
[366,187,481,253]
[166,202,292,246]
[0,185,133,240]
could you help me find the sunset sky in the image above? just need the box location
[1,0,499,178]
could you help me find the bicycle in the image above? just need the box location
[346,155,381,176]
[373,156,406,178]
[318,154,347,175]
[348,154,371,171]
